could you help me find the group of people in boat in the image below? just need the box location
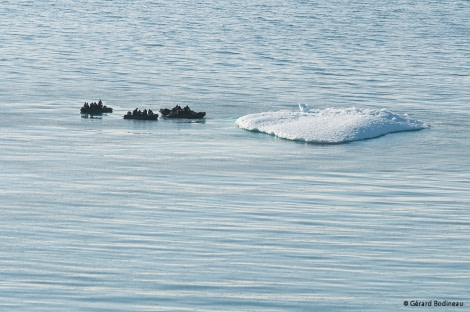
[159,105,206,119]
[80,101,205,120]
[80,100,113,114]
[124,108,158,120]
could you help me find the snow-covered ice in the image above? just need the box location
[236,105,429,143]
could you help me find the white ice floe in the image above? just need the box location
[236,105,429,143]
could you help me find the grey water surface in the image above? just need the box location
[1,1,469,311]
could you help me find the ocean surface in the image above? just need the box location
[1,0,469,311]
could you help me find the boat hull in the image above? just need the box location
[159,108,206,119]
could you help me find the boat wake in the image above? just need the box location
[236,105,429,143]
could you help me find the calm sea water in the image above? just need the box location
[1,1,469,311]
